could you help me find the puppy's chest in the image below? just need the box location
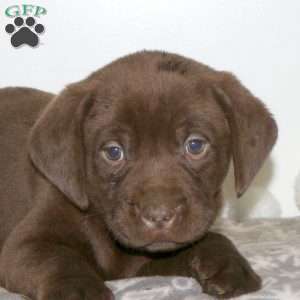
[85,218,149,279]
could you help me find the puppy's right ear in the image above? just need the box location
[28,84,94,210]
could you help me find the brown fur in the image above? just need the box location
[0,51,277,299]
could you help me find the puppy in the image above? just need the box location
[0,51,277,299]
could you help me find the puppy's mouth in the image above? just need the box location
[115,228,200,253]
[108,200,215,253]
[112,226,189,252]
[141,241,187,252]
[138,230,208,252]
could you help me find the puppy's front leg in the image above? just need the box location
[0,219,114,300]
[137,232,261,299]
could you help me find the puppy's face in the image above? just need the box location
[29,51,277,253]
[84,75,231,252]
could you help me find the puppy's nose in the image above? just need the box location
[137,205,183,229]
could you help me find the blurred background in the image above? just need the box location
[1,0,299,218]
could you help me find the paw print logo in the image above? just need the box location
[5,17,45,48]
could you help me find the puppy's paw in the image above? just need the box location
[189,251,261,298]
[38,277,115,300]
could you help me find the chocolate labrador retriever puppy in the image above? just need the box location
[0,51,277,299]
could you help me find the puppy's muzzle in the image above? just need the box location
[133,188,186,230]
[136,204,184,229]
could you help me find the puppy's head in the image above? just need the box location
[29,51,277,252]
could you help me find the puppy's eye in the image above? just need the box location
[184,135,207,159]
[102,142,124,162]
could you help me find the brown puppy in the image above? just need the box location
[0,51,277,299]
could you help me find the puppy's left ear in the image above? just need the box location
[28,84,94,210]
[213,72,278,197]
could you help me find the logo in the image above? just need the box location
[4,4,47,48]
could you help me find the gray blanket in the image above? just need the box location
[1,217,300,299]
